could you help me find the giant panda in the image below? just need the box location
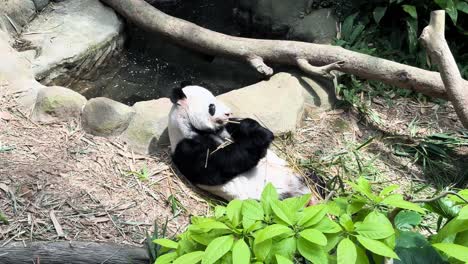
[168,85,316,204]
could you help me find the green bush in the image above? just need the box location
[152,179,468,264]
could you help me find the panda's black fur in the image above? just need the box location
[172,117,274,186]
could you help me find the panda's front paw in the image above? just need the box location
[238,118,274,146]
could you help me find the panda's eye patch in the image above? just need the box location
[208,104,216,116]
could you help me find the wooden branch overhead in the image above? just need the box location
[420,10,468,128]
[100,0,468,100]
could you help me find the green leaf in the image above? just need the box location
[381,194,425,213]
[190,221,230,232]
[261,183,278,215]
[226,200,243,227]
[337,238,357,264]
[271,200,293,226]
[355,211,394,239]
[373,6,387,24]
[406,18,418,54]
[446,0,458,24]
[275,254,293,264]
[355,245,369,264]
[356,235,399,259]
[312,217,342,233]
[458,1,468,14]
[459,205,468,219]
[341,12,359,40]
[214,206,226,219]
[432,218,468,243]
[455,230,468,247]
[379,185,399,197]
[395,231,444,264]
[297,237,328,264]
[232,239,250,264]
[432,243,468,262]
[173,251,204,264]
[348,177,380,203]
[298,204,327,227]
[255,224,293,245]
[253,239,272,261]
[272,237,297,260]
[155,252,178,264]
[402,5,417,19]
[153,238,178,249]
[242,200,264,221]
[394,211,422,231]
[339,214,354,232]
[202,235,234,264]
[299,229,327,246]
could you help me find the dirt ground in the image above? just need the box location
[1,79,466,247]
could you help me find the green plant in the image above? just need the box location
[126,165,151,181]
[151,181,468,264]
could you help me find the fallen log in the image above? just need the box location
[100,0,468,100]
[0,241,149,264]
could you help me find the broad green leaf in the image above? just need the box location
[458,205,468,219]
[448,189,468,204]
[214,206,226,219]
[432,218,468,243]
[283,194,311,212]
[455,230,468,247]
[337,238,357,264]
[402,5,417,19]
[381,194,425,213]
[242,200,264,221]
[325,233,343,252]
[253,239,272,261]
[373,6,387,24]
[190,221,230,232]
[356,235,399,259]
[272,237,297,260]
[432,243,468,262]
[245,221,263,234]
[355,245,370,264]
[395,231,444,264]
[275,254,293,264]
[348,177,380,202]
[232,239,250,264]
[298,204,327,227]
[341,12,359,40]
[458,1,468,14]
[355,211,394,239]
[339,214,354,232]
[394,211,422,231]
[379,184,399,197]
[255,224,293,245]
[299,229,327,246]
[446,0,458,24]
[271,200,292,226]
[406,18,418,54]
[226,200,243,227]
[153,238,178,249]
[173,251,204,264]
[202,235,234,264]
[297,237,328,264]
[155,252,178,264]
[312,217,342,233]
[261,183,278,215]
[424,197,460,219]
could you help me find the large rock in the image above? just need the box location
[234,0,337,44]
[82,97,136,137]
[121,98,172,154]
[0,0,36,36]
[20,0,124,90]
[32,0,49,11]
[218,72,335,134]
[32,86,87,123]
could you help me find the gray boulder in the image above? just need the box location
[0,0,36,35]
[121,98,172,154]
[21,0,124,89]
[82,97,136,137]
[32,86,87,123]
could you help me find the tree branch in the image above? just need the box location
[100,0,468,100]
[297,58,345,79]
[420,10,468,128]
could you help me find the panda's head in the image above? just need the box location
[168,85,232,150]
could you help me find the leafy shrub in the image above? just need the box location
[152,180,468,264]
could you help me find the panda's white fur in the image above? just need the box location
[168,85,312,202]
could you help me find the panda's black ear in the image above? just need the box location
[170,88,186,104]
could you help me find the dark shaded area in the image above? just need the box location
[80,0,265,105]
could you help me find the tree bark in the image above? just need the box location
[420,10,468,128]
[100,0,468,100]
[0,241,149,264]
